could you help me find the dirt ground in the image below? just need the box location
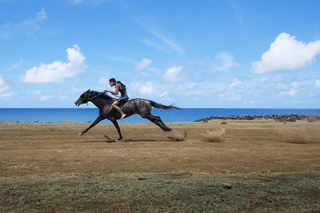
[1,119,320,176]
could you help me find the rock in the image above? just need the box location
[193,114,320,123]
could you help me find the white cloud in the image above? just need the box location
[0,76,13,97]
[98,77,108,85]
[291,81,298,89]
[0,8,47,39]
[315,80,320,88]
[139,82,153,95]
[229,1,244,25]
[252,33,320,73]
[280,81,299,97]
[190,52,239,71]
[135,58,152,71]
[23,44,87,83]
[40,95,53,101]
[280,89,297,97]
[159,91,168,98]
[260,75,282,83]
[131,81,153,96]
[6,59,24,72]
[150,30,184,54]
[214,52,239,71]
[164,66,183,82]
[107,56,136,64]
[229,78,241,88]
[142,39,168,53]
[36,8,47,21]
[142,28,184,54]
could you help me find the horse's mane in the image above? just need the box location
[89,90,115,101]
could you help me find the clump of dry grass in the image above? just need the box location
[275,126,319,144]
[307,116,318,123]
[200,128,226,143]
[167,130,187,142]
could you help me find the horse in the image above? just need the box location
[75,89,179,140]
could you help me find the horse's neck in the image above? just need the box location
[90,95,113,109]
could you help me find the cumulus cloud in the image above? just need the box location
[229,78,242,88]
[316,80,320,88]
[0,8,47,39]
[0,76,13,97]
[23,44,87,83]
[164,66,183,82]
[252,33,320,73]
[131,81,153,96]
[135,58,152,71]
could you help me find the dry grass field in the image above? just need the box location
[1,119,320,212]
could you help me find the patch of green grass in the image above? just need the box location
[1,171,320,212]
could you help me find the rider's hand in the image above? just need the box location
[104,90,109,93]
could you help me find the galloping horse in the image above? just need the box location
[75,89,179,140]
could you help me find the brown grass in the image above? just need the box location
[307,115,319,122]
[275,125,320,144]
[276,127,307,144]
[1,120,320,176]
[167,130,187,141]
[200,127,226,143]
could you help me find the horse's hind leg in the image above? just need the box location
[155,115,172,131]
[145,114,171,132]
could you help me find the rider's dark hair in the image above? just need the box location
[109,78,116,83]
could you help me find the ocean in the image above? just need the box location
[0,108,320,123]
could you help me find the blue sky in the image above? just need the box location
[1,0,320,108]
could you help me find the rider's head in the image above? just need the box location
[109,78,116,87]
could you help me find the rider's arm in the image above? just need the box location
[106,83,120,95]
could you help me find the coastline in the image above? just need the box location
[1,108,320,123]
[1,113,319,124]
[193,113,320,122]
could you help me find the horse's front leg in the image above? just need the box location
[80,116,104,136]
[111,119,123,141]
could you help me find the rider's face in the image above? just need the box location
[109,81,115,87]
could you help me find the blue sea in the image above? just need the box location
[0,108,320,123]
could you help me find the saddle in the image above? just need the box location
[118,99,130,108]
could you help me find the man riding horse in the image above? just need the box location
[75,78,179,140]
[104,78,128,120]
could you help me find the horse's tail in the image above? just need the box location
[150,100,180,110]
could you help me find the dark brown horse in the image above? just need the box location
[75,89,179,140]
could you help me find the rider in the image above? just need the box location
[104,78,128,120]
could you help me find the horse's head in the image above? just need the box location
[75,89,91,106]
